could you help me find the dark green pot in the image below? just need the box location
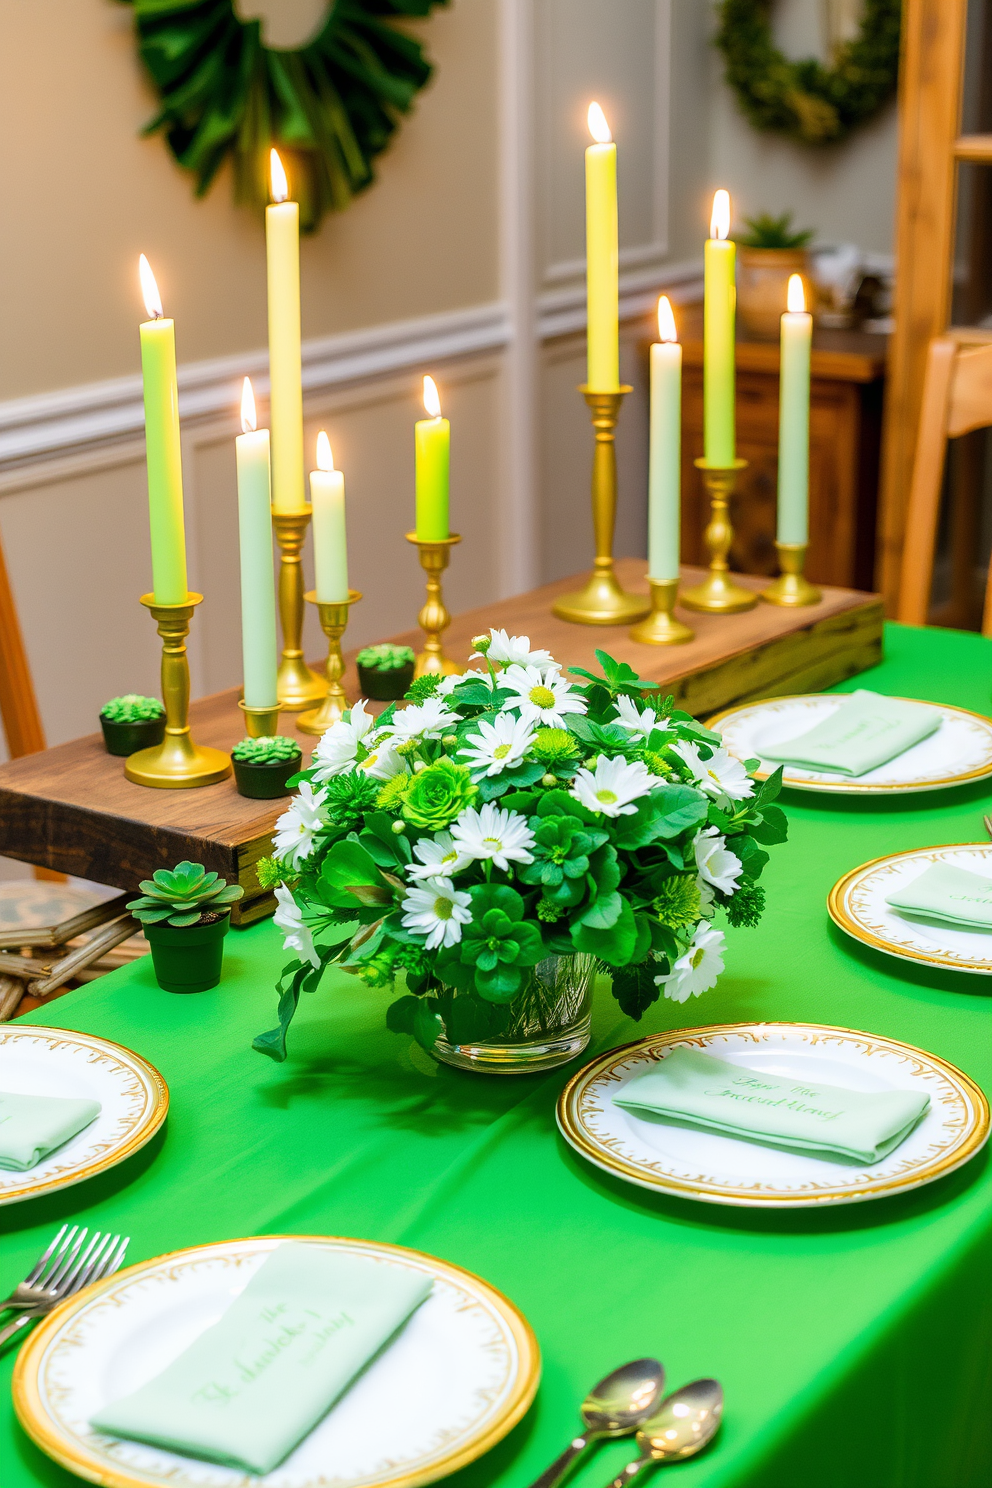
[357,660,415,701]
[232,752,302,799]
[143,913,230,993]
[100,714,165,757]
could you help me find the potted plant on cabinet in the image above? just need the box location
[231,735,303,799]
[99,694,166,756]
[128,862,244,993]
[356,644,416,701]
[736,211,814,340]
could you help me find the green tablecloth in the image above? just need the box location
[3,623,991,1488]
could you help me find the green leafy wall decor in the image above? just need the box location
[120,1,448,231]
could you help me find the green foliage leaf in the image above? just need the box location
[572,897,637,966]
[747,804,789,845]
[316,838,392,909]
[650,784,710,839]
[610,961,663,1020]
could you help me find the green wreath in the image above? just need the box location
[714,0,900,146]
[120,1,448,231]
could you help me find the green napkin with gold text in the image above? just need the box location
[91,1241,433,1474]
[886,861,992,929]
[761,690,941,776]
[0,1089,100,1171]
[613,1047,929,1163]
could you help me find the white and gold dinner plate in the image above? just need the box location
[13,1234,540,1488]
[706,694,992,794]
[557,1023,989,1208]
[0,1026,168,1206]
[829,843,992,976]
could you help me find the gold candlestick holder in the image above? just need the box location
[552,387,650,625]
[761,542,822,607]
[406,533,462,677]
[125,593,232,789]
[297,589,363,736]
[629,578,695,646]
[680,458,757,614]
[238,700,281,738]
[272,508,327,711]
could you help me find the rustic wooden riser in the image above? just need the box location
[0,561,882,926]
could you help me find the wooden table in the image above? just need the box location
[678,309,887,591]
[0,561,882,925]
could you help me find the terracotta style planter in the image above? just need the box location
[737,247,811,341]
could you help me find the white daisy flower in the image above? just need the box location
[670,740,755,805]
[400,877,472,950]
[613,693,670,739]
[272,781,328,868]
[438,668,496,696]
[571,755,655,818]
[356,735,407,781]
[692,826,743,895]
[501,664,587,727]
[390,696,460,741]
[459,713,535,780]
[312,699,376,780]
[655,922,726,1004]
[450,802,536,871]
[405,831,471,883]
[472,628,554,667]
[273,884,320,970]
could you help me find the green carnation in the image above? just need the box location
[530,728,579,764]
[653,875,702,931]
[642,749,676,778]
[401,758,477,829]
[323,770,380,830]
[376,774,410,811]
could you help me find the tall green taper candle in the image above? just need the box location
[235,378,278,709]
[585,101,620,393]
[415,375,449,540]
[266,150,306,513]
[777,274,812,545]
[137,254,188,605]
[647,296,682,581]
[703,189,735,467]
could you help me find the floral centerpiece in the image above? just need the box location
[253,630,787,1072]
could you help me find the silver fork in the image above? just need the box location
[0,1224,86,1313]
[0,1232,130,1349]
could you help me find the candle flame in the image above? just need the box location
[316,431,334,472]
[657,295,677,343]
[787,273,806,313]
[138,254,163,319]
[587,101,612,144]
[423,375,442,419]
[709,189,730,241]
[240,377,256,434]
[269,148,288,204]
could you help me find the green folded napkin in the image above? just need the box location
[886,862,992,930]
[0,1089,101,1171]
[613,1047,929,1163]
[761,690,941,776]
[91,1241,432,1474]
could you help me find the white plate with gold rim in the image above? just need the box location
[0,1026,168,1205]
[706,694,992,794]
[13,1235,540,1488]
[829,843,992,976]
[557,1023,989,1208]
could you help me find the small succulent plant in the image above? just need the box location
[357,643,415,672]
[128,862,244,927]
[231,735,301,765]
[101,694,164,723]
[737,211,814,250]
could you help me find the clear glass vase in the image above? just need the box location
[432,953,597,1075]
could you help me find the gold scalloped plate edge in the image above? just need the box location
[12,1233,541,1488]
[705,695,992,794]
[556,1022,990,1209]
[0,1026,169,1206]
[827,844,992,976]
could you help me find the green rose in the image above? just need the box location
[441,883,543,1003]
[518,815,608,906]
[401,757,478,829]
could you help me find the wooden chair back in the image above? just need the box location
[896,335,992,636]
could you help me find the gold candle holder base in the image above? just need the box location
[297,589,363,736]
[552,387,650,626]
[680,458,758,614]
[629,579,695,646]
[272,508,327,711]
[406,533,463,677]
[126,593,232,789]
[761,543,822,607]
[238,700,281,738]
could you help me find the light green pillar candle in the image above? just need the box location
[415,375,449,541]
[777,275,812,545]
[311,431,349,602]
[235,380,278,709]
[647,297,682,581]
[138,255,188,605]
[703,190,736,467]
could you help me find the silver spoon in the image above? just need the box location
[527,1358,666,1488]
[603,1378,723,1483]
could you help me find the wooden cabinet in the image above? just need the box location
[677,312,887,591]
